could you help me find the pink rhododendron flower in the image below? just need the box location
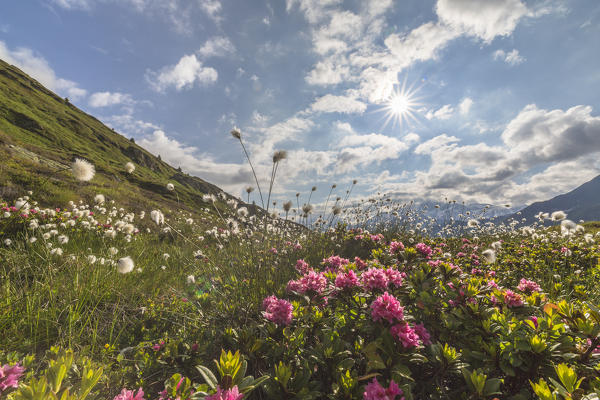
[323,255,349,270]
[300,270,328,294]
[389,241,405,254]
[295,259,310,274]
[0,363,24,393]
[113,388,145,400]
[370,234,384,242]
[415,243,432,257]
[385,268,403,288]
[391,323,420,348]
[504,290,524,307]
[586,338,600,354]
[206,386,244,400]
[517,278,541,293]
[413,323,432,345]
[371,292,404,324]
[363,378,403,400]
[263,296,293,326]
[361,268,389,290]
[354,257,367,270]
[335,270,359,289]
[529,316,538,329]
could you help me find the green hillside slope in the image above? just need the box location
[0,58,234,213]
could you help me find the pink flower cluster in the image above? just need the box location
[0,363,24,393]
[517,278,541,293]
[389,241,405,254]
[391,323,420,348]
[322,255,349,270]
[206,386,244,400]
[385,269,404,288]
[361,268,389,290]
[415,243,432,258]
[263,296,293,326]
[113,388,145,400]
[371,292,404,324]
[370,234,385,242]
[335,270,359,289]
[354,257,367,270]
[363,378,404,400]
[504,290,524,307]
[295,259,310,274]
[413,323,432,345]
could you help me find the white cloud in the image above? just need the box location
[493,49,525,65]
[403,132,420,145]
[0,41,87,100]
[198,36,235,58]
[305,59,350,85]
[102,114,161,136]
[286,0,344,24]
[88,91,133,107]
[459,97,473,115]
[199,0,223,23]
[436,0,528,42]
[425,104,454,120]
[310,94,367,114]
[146,54,218,92]
[414,134,459,155]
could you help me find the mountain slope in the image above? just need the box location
[510,174,600,222]
[0,58,239,213]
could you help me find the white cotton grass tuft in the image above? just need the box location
[125,162,135,174]
[94,194,105,204]
[72,158,95,181]
[491,241,502,251]
[166,183,175,191]
[467,219,479,228]
[237,207,249,217]
[551,211,567,221]
[150,210,164,225]
[481,249,496,264]
[117,256,134,274]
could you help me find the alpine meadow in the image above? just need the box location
[2,1,600,399]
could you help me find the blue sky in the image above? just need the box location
[2,0,600,210]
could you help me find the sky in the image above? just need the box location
[2,0,600,210]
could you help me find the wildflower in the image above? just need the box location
[481,249,496,264]
[391,323,420,348]
[206,385,244,400]
[272,150,287,163]
[504,290,524,307]
[413,323,432,345]
[415,243,432,257]
[125,162,135,174]
[72,158,95,181]
[150,210,164,225]
[0,363,25,393]
[230,127,241,140]
[467,219,479,228]
[517,278,541,293]
[389,241,405,254]
[363,378,403,400]
[551,210,567,221]
[385,269,404,288]
[295,259,310,274]
[87,255,97,264]
[3,239,12,246]
[94,194,105,204]
[362,268,389,290]
[187,275,195,284]
[299,270,328,294]
[302,204,313,215]
[117,256,134,274]
[262,296,293,326]
[283,201,292,212]
[332,205,342,215]
[246,186,254,194]
[335,270,359,289]
[166,183,175,191]
[113,388,145,400]
[371,292,404,324]
[491,241,502,250]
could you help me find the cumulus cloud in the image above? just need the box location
[310,94,367,114]
[425,104,454,120]
[459,97,473,115]
[199,0,223,23]
[0,40,86,100]
[436,0,528,42]
[493,49,525,65]
[88,91,133,107]
[198,36,235,58]
[414,134,460,155]
[146,54,217,92]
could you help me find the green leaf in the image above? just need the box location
[196,365,218,389]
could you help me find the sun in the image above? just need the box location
[380,78,423,129]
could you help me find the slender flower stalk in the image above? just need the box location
[231,128,265,208]
[266,150,287,212]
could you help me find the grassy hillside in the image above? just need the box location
[0,58,237,214]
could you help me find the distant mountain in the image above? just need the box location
[0,58,250,214]
[509,175,600,223]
